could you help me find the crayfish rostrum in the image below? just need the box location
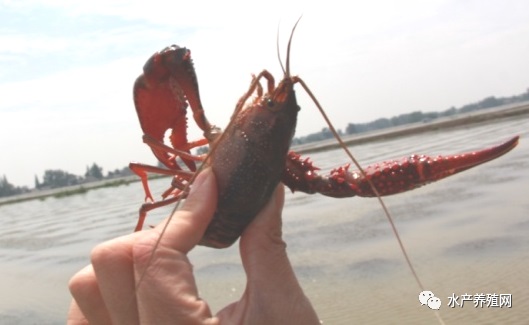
[129,28,519,249]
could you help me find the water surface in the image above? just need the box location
[1,115,528,324]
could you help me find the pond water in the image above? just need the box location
[1,114,528,324]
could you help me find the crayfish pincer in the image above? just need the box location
[130,26,519,248]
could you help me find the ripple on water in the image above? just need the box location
[444,236,521,257]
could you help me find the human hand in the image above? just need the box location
[67,167,319,324]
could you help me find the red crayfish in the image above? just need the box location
[129,25,519,249]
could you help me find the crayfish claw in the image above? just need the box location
[282,136,519,199]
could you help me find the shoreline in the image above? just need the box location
[293,100,529,154]
[0,176,141,206]
[2,100,528,206]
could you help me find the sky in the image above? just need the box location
[1,0,528,188]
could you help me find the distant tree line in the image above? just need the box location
[292,89,529,145]
[0,163,133,198]
[0,175,29,197]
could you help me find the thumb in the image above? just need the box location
[154,167,218,254]
[235,184,319,325]
[238,184,297,287]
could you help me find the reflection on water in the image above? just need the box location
[1,116,528,324]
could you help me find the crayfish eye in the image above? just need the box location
[266,98,275,108]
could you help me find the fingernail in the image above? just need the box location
[190,168,211,194]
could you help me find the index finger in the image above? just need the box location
[155,167,218,253]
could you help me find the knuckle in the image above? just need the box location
[68,269,97,299]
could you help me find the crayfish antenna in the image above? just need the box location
[297,77,425,287]
[281,16,431,298]
[277,24,286,76]
[297,78,447,325]
[285,16,303,77]
[277,16,303,77]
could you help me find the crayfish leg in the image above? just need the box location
[129,162,196,231]
[129,162,193,198]
[142,134,206,171]
[134,194,186,231]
